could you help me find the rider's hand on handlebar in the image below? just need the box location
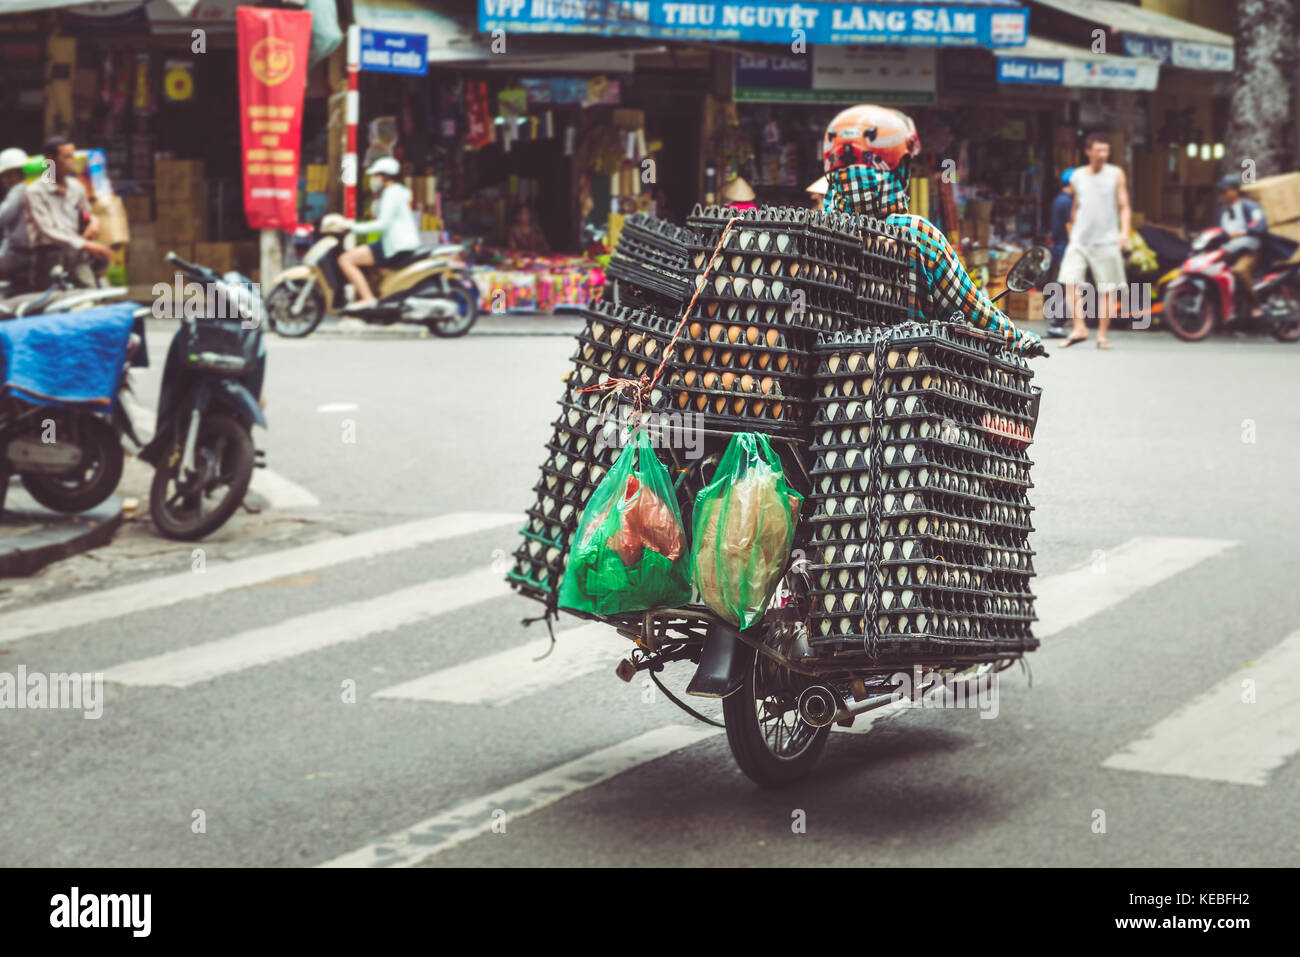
[1013,328,1046,358]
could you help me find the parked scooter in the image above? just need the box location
[265,213,478,338]
[1163,226,1300,342]
[0,303,139,515]
[0,264,126,319]
[139,252,267,540]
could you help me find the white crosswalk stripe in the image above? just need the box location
[1032,537,1237,638]
[103,568,508,688]
[368,536,1237,712]
[1101,630,1300,786]
[372,621,625,704]
[0,511,519,644]
[317,725,720,867]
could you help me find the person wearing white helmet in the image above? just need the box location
[0,147,32,287]
[339,155,419,310]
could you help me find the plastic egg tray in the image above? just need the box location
[603,213,699,311]
[802,323,1041,664]
[508,300,678,603]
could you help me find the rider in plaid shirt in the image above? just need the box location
[821,106,1043,357]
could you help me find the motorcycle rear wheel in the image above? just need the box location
[424,283,478,339]
[267,280,326,339]
[20,415,123,513]
[149,413,254,540]
[722,637,830,787]
[1266,280,1300,343]
[1164,283,1218,342]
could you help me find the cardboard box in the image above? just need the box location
[155,195,206,243]
[1005,290,1045,321]
[1242,172,1300,227]
[122,194,153,222]
[195,242,235,273]
[966,198,993,222]
[965,248,989,268]
[155,158,206,202]
[1269,220,1300,262]
[961,218,991,247]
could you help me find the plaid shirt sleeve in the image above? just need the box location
[897,214,1041,354]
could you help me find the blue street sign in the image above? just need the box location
[359,29,428,75]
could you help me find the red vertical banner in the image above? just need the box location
[237,6,312,229]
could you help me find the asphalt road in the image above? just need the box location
[1,319,1297,868]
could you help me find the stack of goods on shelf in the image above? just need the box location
[803,322,1041,665]
[602,212,698,314]
[507,301,679,604]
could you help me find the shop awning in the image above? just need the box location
[1,0,105,12]
[354,0,664,68]
[478,0,1031,48]
[1030,0,1233,71]
[994,34,1160,90]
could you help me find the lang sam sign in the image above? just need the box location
[478,1,1029,48]
[360,29,428,75]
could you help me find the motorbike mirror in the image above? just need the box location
[1005,244,1053,293]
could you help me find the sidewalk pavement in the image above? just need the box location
[0,479,123,578]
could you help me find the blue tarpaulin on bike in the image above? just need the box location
[0,303,137,407]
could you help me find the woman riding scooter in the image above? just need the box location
[821,104,1043,356]
[339,156,419,312]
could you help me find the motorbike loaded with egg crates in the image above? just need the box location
[508,206,1050,786]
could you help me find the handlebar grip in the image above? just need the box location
[165,251,209,279]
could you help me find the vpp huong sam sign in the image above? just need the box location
[478,1,1029,47]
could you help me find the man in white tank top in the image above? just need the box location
[1058,133,1131,349]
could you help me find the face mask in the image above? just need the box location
[369,176,384,192]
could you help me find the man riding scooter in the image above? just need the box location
[339,156,419,312]
[820,104,1044,356]
[1215,173,1269,318]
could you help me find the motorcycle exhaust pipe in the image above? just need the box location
[797,684,899,728]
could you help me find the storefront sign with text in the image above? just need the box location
[479,0,1028,48]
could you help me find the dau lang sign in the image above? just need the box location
[998,57,1063,85]
[360,29,428,75]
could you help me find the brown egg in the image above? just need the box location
[683,370,697,386]
[756,352,770,369]
[746,325,759,344]
[907,346,920,368]
[720,371,735,389]
[738,350,752,367]
[750,399,766,416]
[776,353,790,371]
[760,376,774,394]
[689,321,702,338]
[714,395,728,413]
[720,349,733,365]
[740,374,754,392]
[866,352,876,371]
[727,325,742,343]
[730,396,744,414]
[766,328,779,347]
[627,333,643,352]
[676,392,689,409]
[886,349,900,368]
[682,345,695,362]
[847,352,863,371]
[610,329,622,346]
[828,354,841,373]
[695,392,708,411]
[708,322,724,342]
[592,321,606,340]
[706,301,719,317]
[701,347,714,362]
[771,401,784,418]
[702,371,718,389]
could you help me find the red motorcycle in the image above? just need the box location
[1164,227,1300,342]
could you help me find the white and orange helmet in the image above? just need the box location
[822,105,921,174]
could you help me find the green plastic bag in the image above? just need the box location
[557,431,692,615]
[691,432,803,630]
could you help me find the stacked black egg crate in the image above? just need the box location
[602,213,698,316]
[506,300,682,604]
[803,322,1041,666]
[669,204,870,437]
[847,212,917,327]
